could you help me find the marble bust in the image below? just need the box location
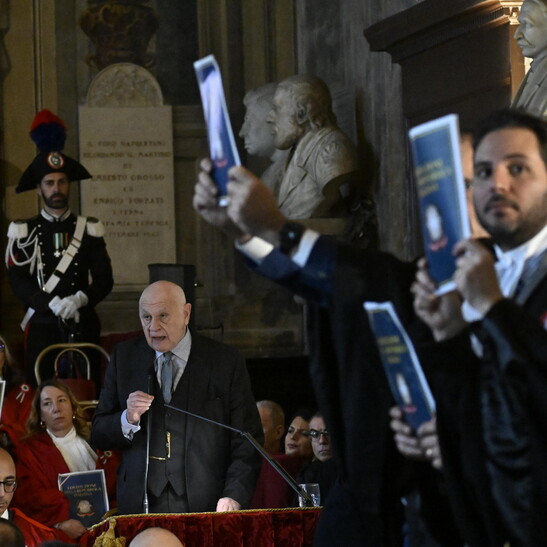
[512,0,547,119]
[266,75,359,219]
[239,83,288,197]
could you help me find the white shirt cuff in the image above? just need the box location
[121,409,140,439]
[236,237,274,263]
[236,229,320,267]
[291,230,320,267]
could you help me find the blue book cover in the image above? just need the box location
[194,54,241,206]
[58,469,109,527]
[408,114,470,294]
[364,301,435,431]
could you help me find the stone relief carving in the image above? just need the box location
[86,62,163,107]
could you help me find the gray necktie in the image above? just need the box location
[160,352,173,403]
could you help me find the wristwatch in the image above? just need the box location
[279,222,305,255]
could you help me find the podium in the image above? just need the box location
[80,508,321,546]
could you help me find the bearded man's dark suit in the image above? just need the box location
[249,235,443,546]
[91,332,262,514]
[416,251,547,547]
[250,233,547,546]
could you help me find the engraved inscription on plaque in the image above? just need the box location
[79,105,176,288]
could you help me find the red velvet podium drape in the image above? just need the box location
[80,508,321,546]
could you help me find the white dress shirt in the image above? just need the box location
[121,330,192,437]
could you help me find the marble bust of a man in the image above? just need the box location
[512,0,547,119]
[266,75,359,219]
[239,83,288,197]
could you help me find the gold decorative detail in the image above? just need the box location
[93,518,126,547]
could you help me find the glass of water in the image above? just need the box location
[298,483,321,507]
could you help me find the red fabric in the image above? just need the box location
[0,383,35,448]
[250,454,303,509]
[80,509,321,547]
[12,432,120,527]
[12,506,75,546]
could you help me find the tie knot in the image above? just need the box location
[161,351,172,364]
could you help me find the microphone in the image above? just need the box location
[164,403,314,506]
[142,373,153,514]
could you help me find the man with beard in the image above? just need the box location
[5,110,113,384]
[194,109,547,545]
[413,109,547,545]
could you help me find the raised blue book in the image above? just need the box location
[408,114,471,294]
[364,301,435,431]
[58,469,109,528]
[194,54,241,206]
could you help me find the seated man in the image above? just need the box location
[0,447,71,546]
[297,412,339,506]
[257,399,285,455]
[250,400,302,509]
[92,281,263,514]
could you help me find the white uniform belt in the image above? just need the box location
[21,216,87,331]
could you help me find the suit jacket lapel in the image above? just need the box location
[184,335,212,443]
[517,251,547,306]
[133,337,156,394]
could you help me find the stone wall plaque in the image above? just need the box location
[79,104,176,288]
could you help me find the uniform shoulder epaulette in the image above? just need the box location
[86,217,105,238]
[7,220,28,239]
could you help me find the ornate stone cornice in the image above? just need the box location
[500,1,522,24]
[365,0,507,62]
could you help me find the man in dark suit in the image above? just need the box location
[92,281,262,514]
[412,110,547,546]
[193,109,547,546]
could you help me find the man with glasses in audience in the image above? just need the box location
[297,412,338,506]
[0,447,71,545]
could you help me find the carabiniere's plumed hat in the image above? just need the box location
[16,109,92,194]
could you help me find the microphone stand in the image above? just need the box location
[164,403,314,506]
[142,374,153,513]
